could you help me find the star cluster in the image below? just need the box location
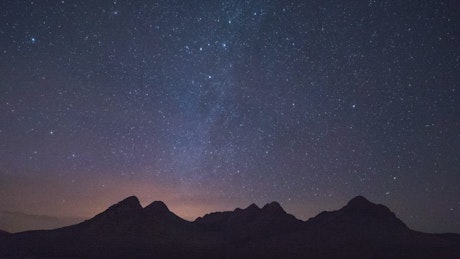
[0,0,459,233]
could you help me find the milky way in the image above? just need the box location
[1,1,459,233]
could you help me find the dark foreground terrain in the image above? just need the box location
[1,196,459,258]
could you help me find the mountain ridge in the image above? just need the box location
[1,195,459,258]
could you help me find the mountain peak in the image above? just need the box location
[107,196,142,211]
[306,196,409,233]
[346,195,373,209]
[245,203,260,211]
[343,195,387,215]
[144,201,170,213]
[125,195,141,203]
[142,200,186,224]
[342,196,403,223]
[262,201,286,214]
[90,196,142,222]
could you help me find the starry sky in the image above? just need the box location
[1,0,459,233]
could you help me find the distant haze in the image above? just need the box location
[0,211,85,233]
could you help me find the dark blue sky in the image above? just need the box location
[0,0,459,233]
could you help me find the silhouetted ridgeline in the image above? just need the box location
[1,196,459,258]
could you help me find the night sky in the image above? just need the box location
[1,1,459,234]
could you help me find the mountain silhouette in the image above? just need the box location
[1,196,459,258]
[196,201,302,243]
[305,195,408,234]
